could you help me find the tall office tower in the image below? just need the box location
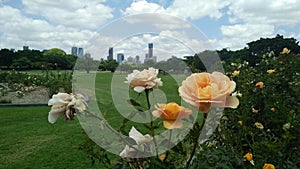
[71,47,78,56]
[78,47,84,57]
[148,43,153,58]
[135,55,140,65]
[23,45,29,51]
[107,47,113,60]
[117,53,124,64]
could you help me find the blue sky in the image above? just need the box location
[1,0,300,60]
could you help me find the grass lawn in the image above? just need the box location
[0,106,100,169]
[0,71,198,168]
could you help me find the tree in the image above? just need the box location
[0,48,15,68]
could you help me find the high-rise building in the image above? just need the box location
[23,45,29,51]
[135,55,140,65]
[117,53,124,64]
[78,47,84,57]
[107,47,113,60]
[148,43,153,58]
[71,47,78,56]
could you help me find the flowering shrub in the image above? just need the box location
[0,70,72,99]
[192,48,299,168]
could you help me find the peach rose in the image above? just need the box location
[125,67,163,93]
[152,102,192,129]
[263,163,275,169]
[178,72,239,113]
[48,93,87,124]
[256,81,264,88]
[244,153,253,161]
[267,69,275,74]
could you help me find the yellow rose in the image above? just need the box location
[238,120,243,126]
[267,69,275,74]
[263,163,275,169]
[178,72,239,113]
[281,47,290,54]
[232,70,240,76]
[152,102,192,129]
[125,67,163,93]
[255,122,264,129]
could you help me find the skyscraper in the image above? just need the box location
[107,47,113,60]
[71,47,78,56]
[117,53,124,64]
[148,43,153,58]
[78,47,84,57]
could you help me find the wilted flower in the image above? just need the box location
[232,70,240,77]
[48,93,87,124]
[152,102,192,129]
[267,69,276,74]
[255,122,264,129]
[252,108,259,113]
[125,67,163,93]
[282,122,291,131]
[281,47,290,54]
[255,82,264,88]
[244,153,254,165]
[263,163,275,169]
[120,126,153,158]
[178,72,239,113]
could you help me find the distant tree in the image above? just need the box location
[0,48,15,68]
[99,59,119,72]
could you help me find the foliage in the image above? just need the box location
[0,70,72,98]
[0,48,76,70]
[193,50,300,168]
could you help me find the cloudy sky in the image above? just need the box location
[1,0,300,61]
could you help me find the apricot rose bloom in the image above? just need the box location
[48,93,87,124]
[244,153,253,161]
[125,67,163,93]
[256,81,264,88]
[178,72,239,113]
[267,69,275,74]
[263,163,275,169]
[152,102,192,129]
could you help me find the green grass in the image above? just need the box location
[0,106,99,169]
[0,71,197,168]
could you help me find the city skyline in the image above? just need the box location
[1,0,300,61]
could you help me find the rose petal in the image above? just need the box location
[163,120,183,129]
[225,96,239,108]
[133,86,145,93]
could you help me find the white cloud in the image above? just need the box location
[123,0,230,20]
[227,0,300,25]
[216,24,275,50]
[22,0,113,29]
[0,5,94,52]
[166,0,230,20]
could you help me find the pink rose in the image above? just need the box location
[178,72,239,112]
[125,67,163,93]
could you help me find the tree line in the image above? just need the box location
[1,35,299,71]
